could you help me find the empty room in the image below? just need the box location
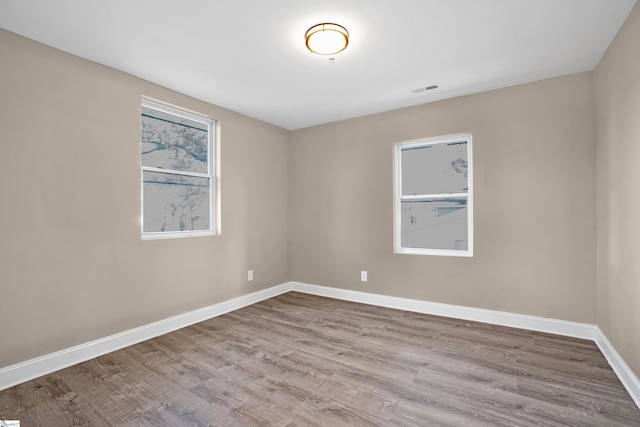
[1,0,640,425]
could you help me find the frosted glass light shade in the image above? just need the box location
[305,23,349,55]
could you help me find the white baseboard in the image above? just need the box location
[290,282,597,339]
[0,282,292,392]
[1,280,638,411]
[594,327,640,409]
[289,281,639,409]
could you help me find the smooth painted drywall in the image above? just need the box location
[595,3,640,377]
[290,73,597,323]
[0,29,291,368]
[0,25,610,373]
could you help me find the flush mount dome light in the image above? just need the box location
[305,23,349,55]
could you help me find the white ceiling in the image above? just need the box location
[0,0,637,130]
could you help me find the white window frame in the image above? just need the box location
[141,99,216,240]
[393,133,473,257]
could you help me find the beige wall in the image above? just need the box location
[5,16,637,378]
[595,4,640,377]
[290,73,597,323]
[0,29,291,368]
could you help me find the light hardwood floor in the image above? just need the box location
[1,292,639,426]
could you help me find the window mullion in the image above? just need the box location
[142,166,211,179]
[401,193,468,201]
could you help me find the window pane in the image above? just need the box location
[401,198,468,250]
[402,141,468,195]
[143,171,210,233]
[141,106,209,173]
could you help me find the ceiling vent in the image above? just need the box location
[411,84,439,94]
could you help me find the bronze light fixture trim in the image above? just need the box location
[305,23,349,55]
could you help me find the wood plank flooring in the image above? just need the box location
[1,292,639,426]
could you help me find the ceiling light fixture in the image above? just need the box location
[305,23,349,56]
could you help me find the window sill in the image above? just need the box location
[141,230,217,240]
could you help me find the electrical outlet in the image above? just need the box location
[361,271,368,282]
[248,270,253,281]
